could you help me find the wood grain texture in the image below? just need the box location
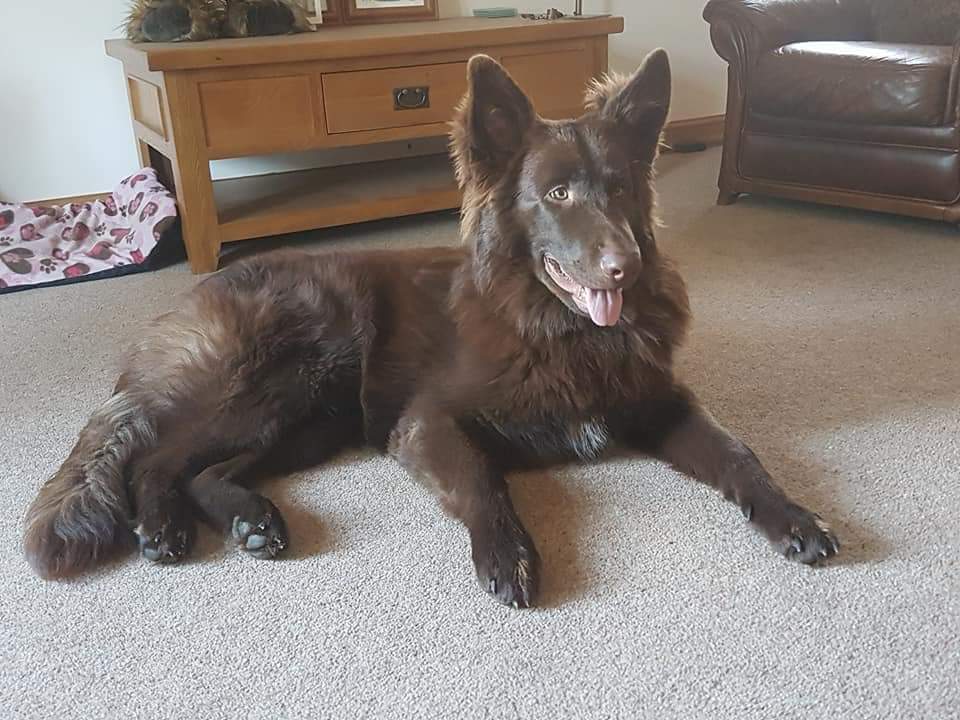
[104,16,624,71]
[207,121,449,160]
[163,73,222,274]
[136,140,152,169]
[200,73,320,154]
[503,47,594,120]
[123,67,176,158]
[128,77,167,140]
[214,154,460,241]
[590,36,608,82]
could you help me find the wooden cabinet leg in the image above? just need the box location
[164,74,222,274]
[139,140,220,273]
[134,140,220,271]
[170,158,221,274]
[136,140,152,168]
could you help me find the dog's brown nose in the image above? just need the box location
[600,251,640,285]
[601,254,625,281]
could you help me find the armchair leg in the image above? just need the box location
[717,190,740,206]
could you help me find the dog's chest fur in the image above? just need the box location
[457,323,675,465]
[476,412,611,464]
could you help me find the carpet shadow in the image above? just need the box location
[510,469,592,608]
[739,450,893,567]
[253,451,370,561]
[661,209,960,569]
[181,498,331,567]
[821,513,891,568]
[265,476,335,562]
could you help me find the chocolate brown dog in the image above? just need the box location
[24,52,838,607]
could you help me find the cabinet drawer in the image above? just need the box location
[199,74,319,155]
[322,62,467,134]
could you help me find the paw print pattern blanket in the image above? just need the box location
[0,169,178,293]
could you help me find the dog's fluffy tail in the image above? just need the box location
[23,391,156,579]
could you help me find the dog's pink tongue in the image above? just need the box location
[586,288,623,327]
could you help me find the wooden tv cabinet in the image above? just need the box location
[106,16,623,273]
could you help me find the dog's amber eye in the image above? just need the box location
[611,183,627,197]
[547,186,570,202]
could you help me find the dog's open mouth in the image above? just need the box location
[543,255,623,327]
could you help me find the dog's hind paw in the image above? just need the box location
[135,507,194,565]
[231,497,289,559]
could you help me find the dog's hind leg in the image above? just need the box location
[185,414,363,558]
[129,445,197,564]
[186,452,290,559]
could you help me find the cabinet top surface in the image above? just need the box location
[105,16,624,72]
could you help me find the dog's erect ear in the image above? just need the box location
[586,49,671,164]
[456,55,536,182]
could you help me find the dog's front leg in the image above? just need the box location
[390,404,540,608]
[617,387,840,563]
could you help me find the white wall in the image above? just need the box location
[0,3,138,201]
[0,0,725,202]
[447,0,727,120]
[605,0,727,120]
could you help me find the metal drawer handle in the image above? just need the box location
[394,86,430,111]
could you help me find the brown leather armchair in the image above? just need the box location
[703,0,960,223]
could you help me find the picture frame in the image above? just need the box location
[298,0,342,25]
[343,0,439,24]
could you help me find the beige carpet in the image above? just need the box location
[3,148,958,719]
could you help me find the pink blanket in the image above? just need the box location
[0,169,178,292]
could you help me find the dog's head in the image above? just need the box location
[451,51,671,328]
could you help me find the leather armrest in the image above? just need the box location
[703,0,872,69]
[949,33,960,125]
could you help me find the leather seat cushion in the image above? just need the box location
[751,41,954,126]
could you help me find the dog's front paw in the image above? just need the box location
[763,504,840,564]
[470,518,540,609]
